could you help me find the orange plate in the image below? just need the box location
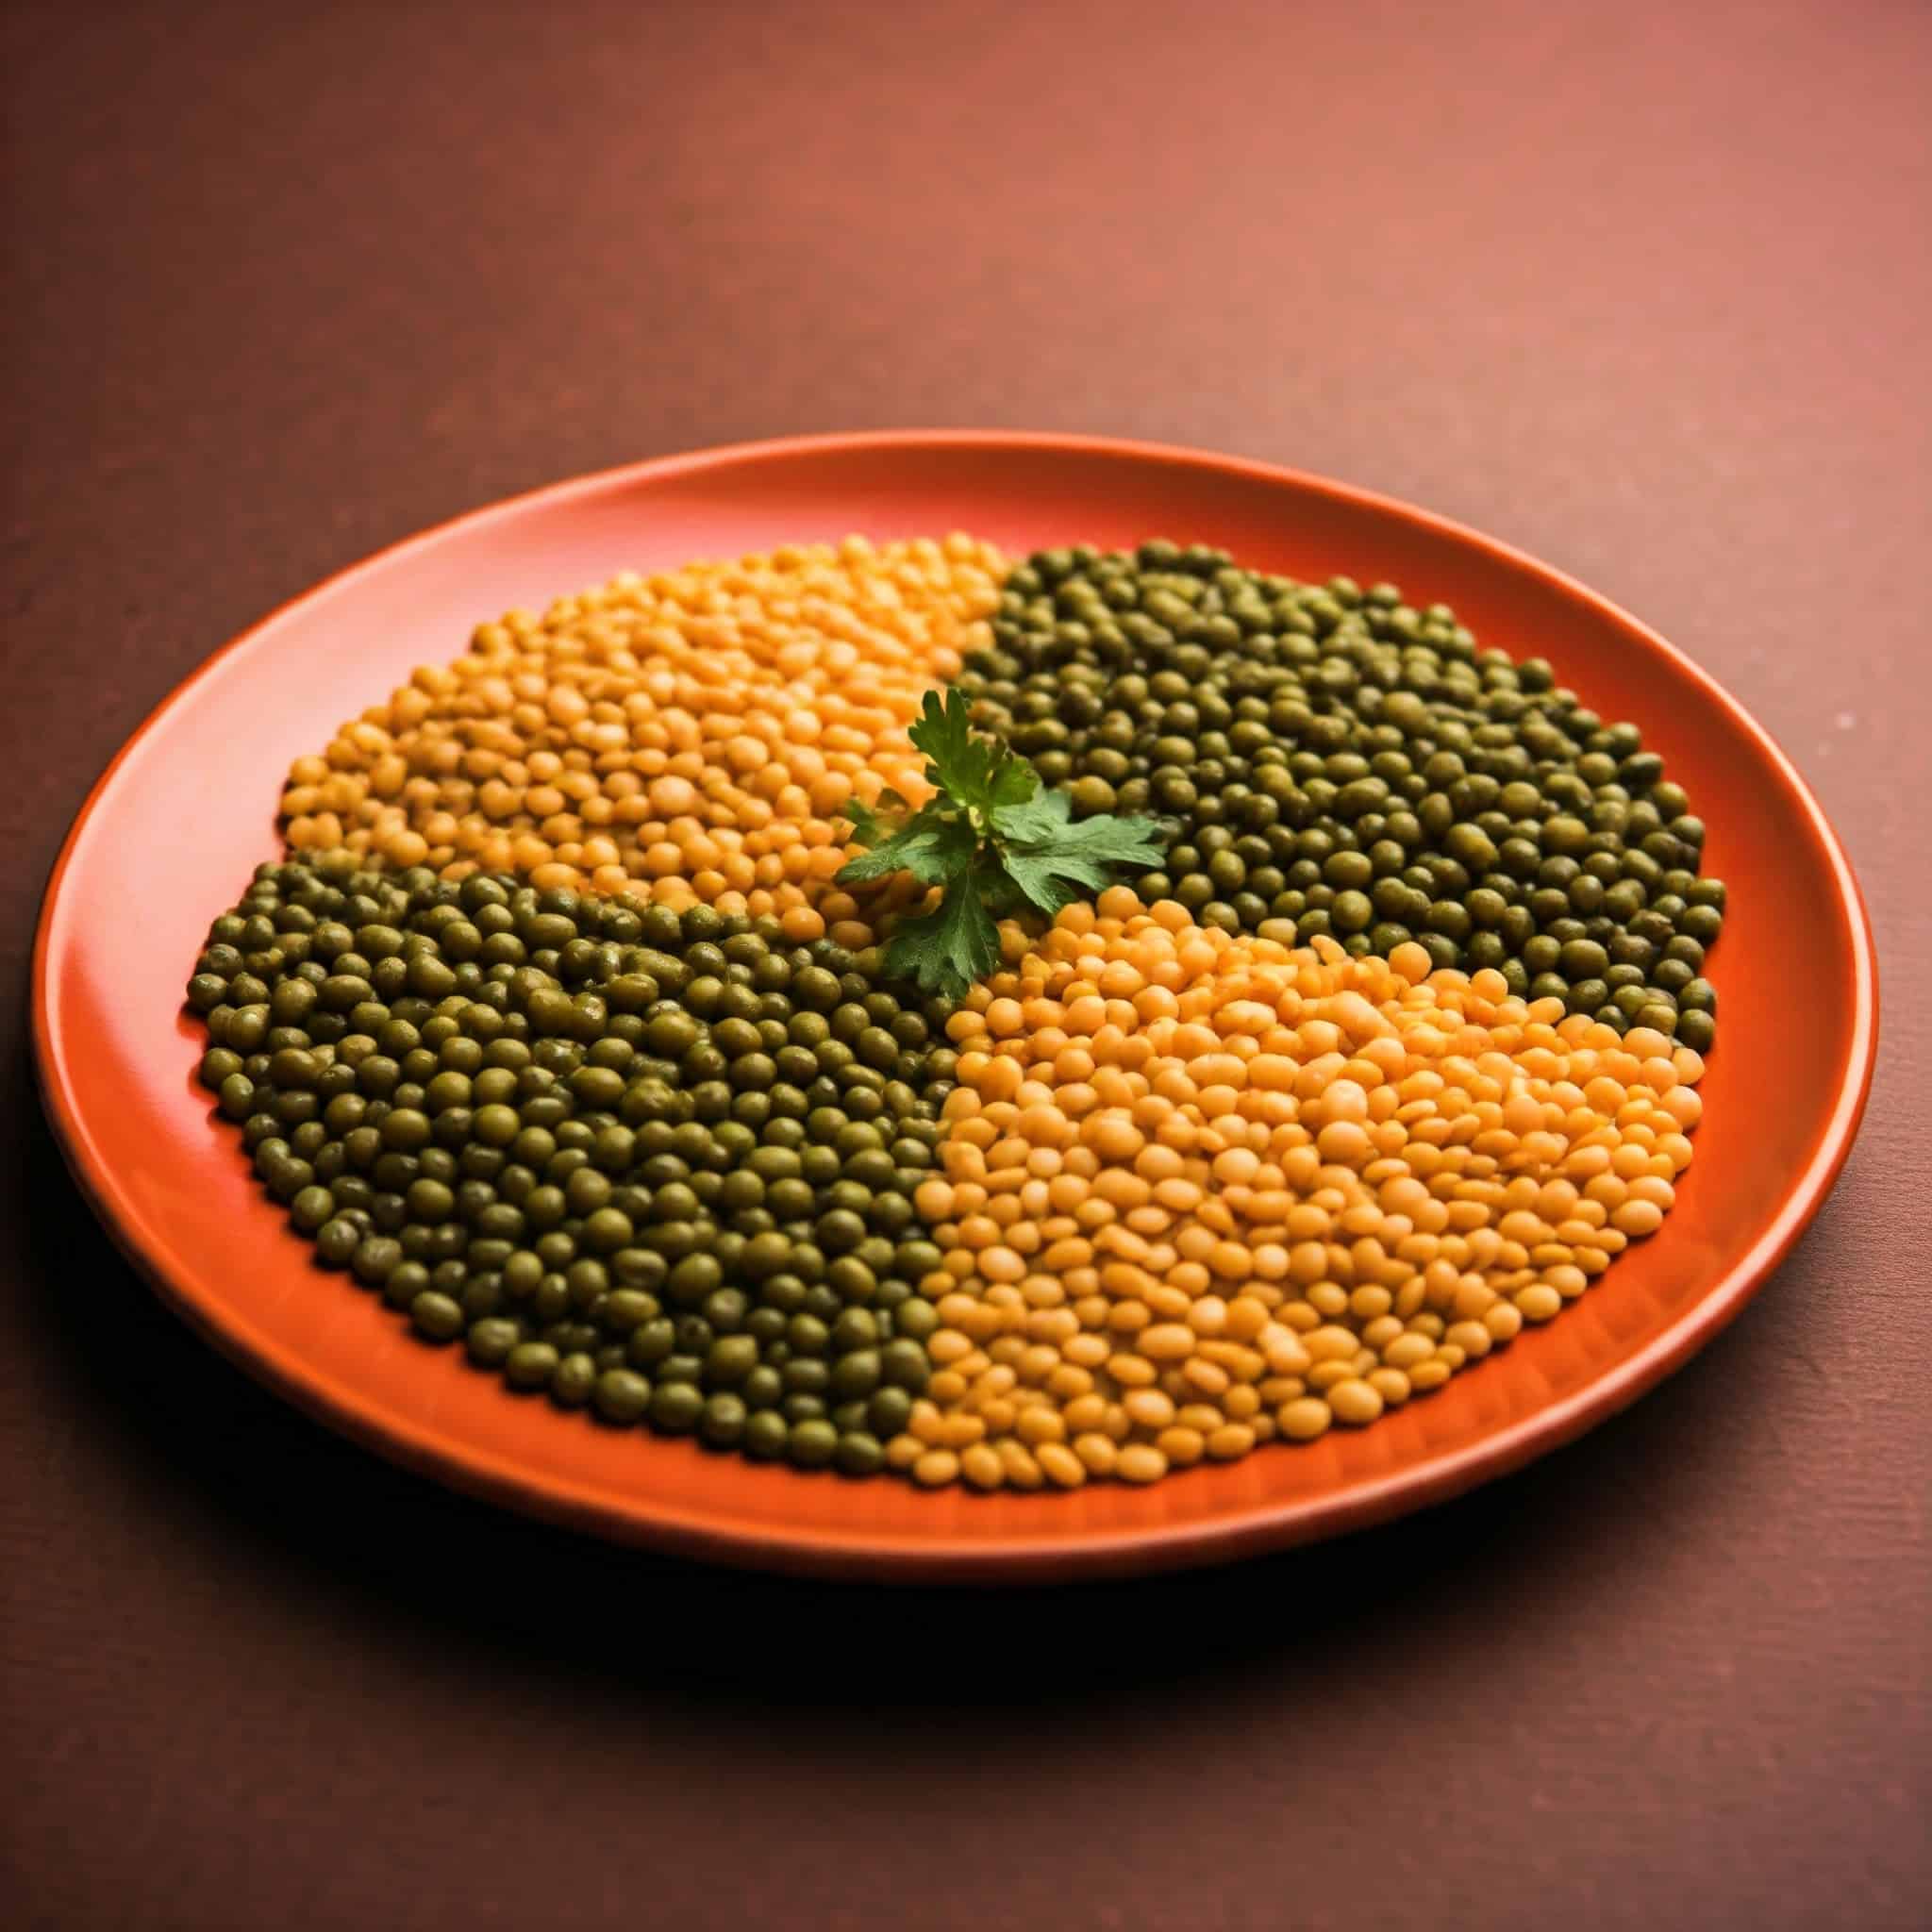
[32,433,1877,1582]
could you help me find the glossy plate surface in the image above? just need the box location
[31,432,1877,1581]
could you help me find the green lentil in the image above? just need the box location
[188,859,954,1474]
[965,544,1725,1036]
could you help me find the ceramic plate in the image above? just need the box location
[32,433,1877,1580]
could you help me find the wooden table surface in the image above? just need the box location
[4,3,1926,1927]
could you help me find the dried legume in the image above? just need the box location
[282,536,1005,950]
[193,527,1723,1489]
[889,887,1703,1487]
[963,543,1723,1045]
[190,857,958,1473]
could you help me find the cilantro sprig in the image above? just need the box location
[837,690,1166,997]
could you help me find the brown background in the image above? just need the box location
[3,3,1927,1927]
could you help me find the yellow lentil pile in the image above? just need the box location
[280,535,1005,948]
[894,888,1705,1490]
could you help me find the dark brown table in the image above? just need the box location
[5,4,1926,1926]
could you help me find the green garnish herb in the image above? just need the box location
[836,689,1166,997]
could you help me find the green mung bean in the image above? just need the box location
[189,858,954,1472]
[963,543,1725,1036]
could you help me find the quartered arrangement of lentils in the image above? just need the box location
[185,536,1723,1491]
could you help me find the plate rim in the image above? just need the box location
[29,428,1881,1582]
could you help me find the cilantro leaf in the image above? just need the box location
[908,688,1037,822]
[997,849,1115,914]
[840,692,1171,998]
[988,784,1072,844]
[988,758,1039,812]
[842,787,910,849]
[1041,810,1168,871]
[993,791,1168,917]
[835,806,977,887]
[884,859,1002,997]
[908,690,987,804]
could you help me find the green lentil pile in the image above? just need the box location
[186,857,958,1472]
[963,542,1722,1048]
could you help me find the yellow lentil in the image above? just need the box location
[909,893,1704,1487]
[281,535,1004,937]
